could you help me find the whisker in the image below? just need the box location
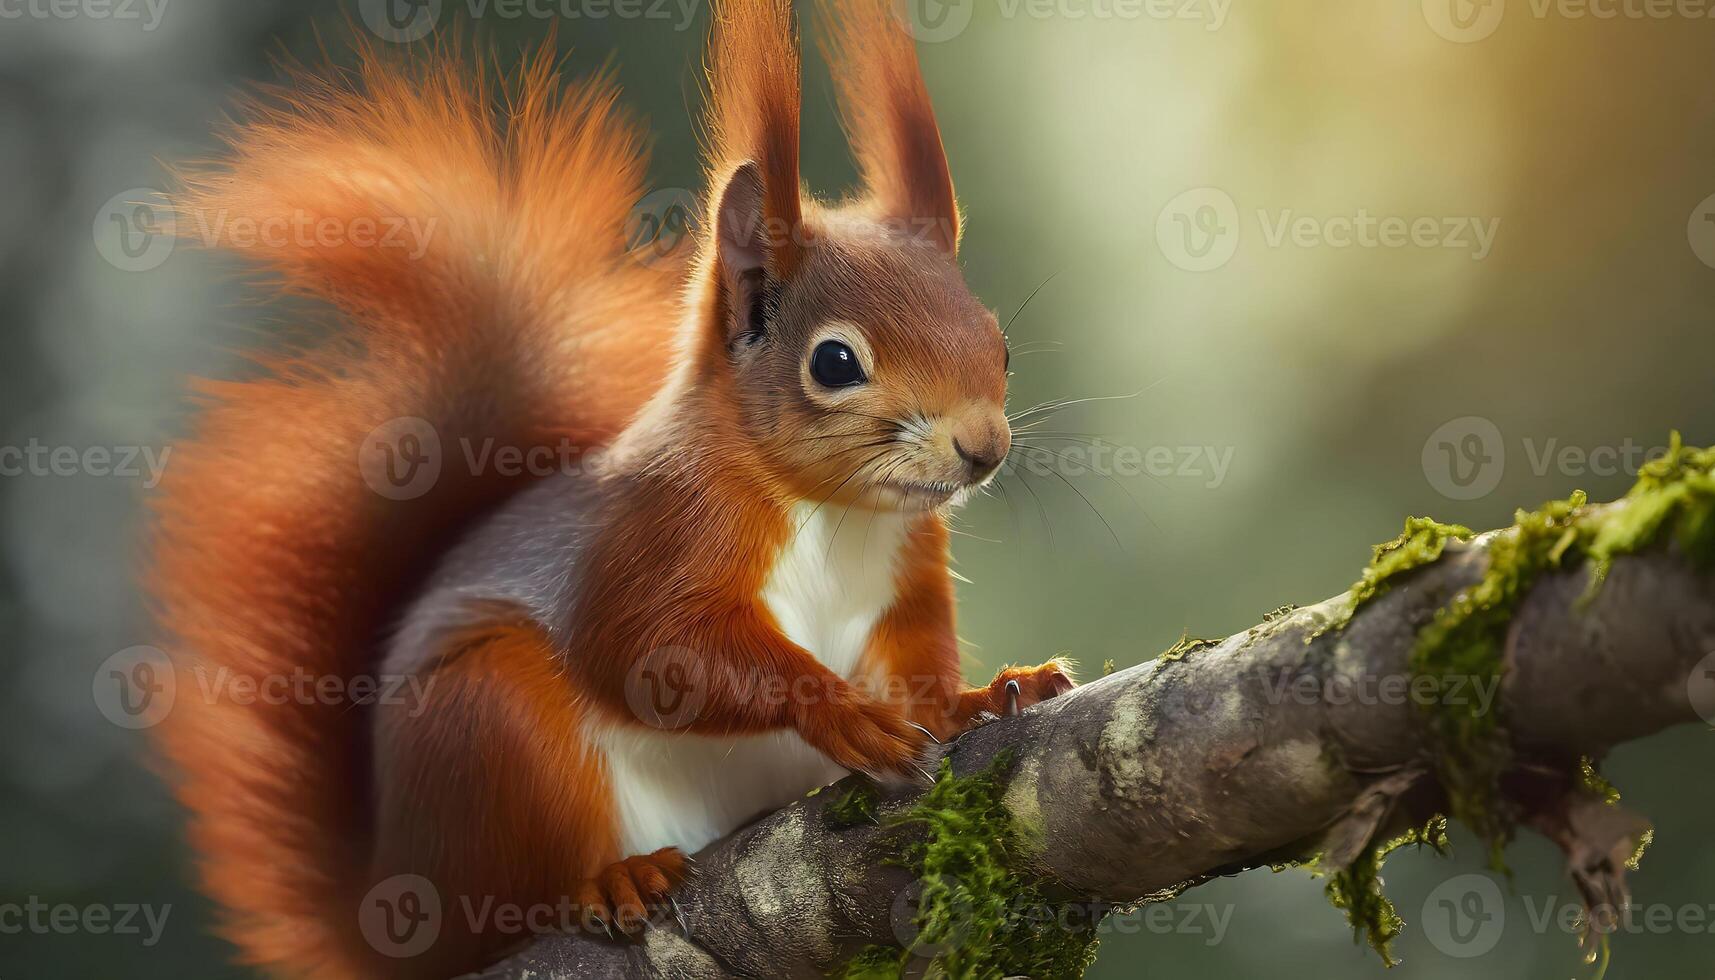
[780,430,889,447]
[1025,456,1125,552]
[1007,464,1055,555]
[993,478,1022,551]
[824,407,907,429]
[827,454,901,565]
[1012,437,1169,499]
[797,448,894,535]
[1006,342,1064,358]
[1006,383,1166,426]
[945,525,1003,544]
[1008,443,1160,536]
[1002,270,1062,341]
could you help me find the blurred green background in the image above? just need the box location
[3,0,1714,976]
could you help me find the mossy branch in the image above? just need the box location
[476,450,1715,979]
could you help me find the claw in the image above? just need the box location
[904,720,942,745]
[599,918,614,940]
[670,896,689,934]
[1004,678,1022,717]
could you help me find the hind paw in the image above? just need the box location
[575,847,689,937]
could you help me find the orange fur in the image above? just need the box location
[373,617,624,970]
[151,41,675,978]
[705,0,805,272]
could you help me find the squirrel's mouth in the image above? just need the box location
[872,478,966,508]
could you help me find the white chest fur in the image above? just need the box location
[759,502,911,677]
[594,503,911,857]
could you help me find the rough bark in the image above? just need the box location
[473,527,1715,979]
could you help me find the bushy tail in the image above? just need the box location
[148,41,676,978]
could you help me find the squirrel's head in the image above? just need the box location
[691,0,1009,513]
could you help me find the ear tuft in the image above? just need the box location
[705,0,804,276]
[820,0,960,256]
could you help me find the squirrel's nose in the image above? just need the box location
[953,421,1010,482]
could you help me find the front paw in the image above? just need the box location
[984,658,1077,717]
[799,690,932,778]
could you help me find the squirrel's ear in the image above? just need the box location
[713,161,773,348]
[820,0,960,256]
[704,0,805,277]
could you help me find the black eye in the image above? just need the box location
[810,340,866,388]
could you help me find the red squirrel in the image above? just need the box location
[150,1,1074,976]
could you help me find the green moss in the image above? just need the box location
[838,946,904,980]
[825,780,881,830]
[1578,757,1621,806]
[1320,436,1712,959]
[1627,829,1655,871]
[839,751,1101,980]
[1323,817,1450,967]
[1159,631,1220,665]
[1413,490,1587,864]
[1412,440,1715,862]
[1321,517,1475,638]
[1583,432,1715,596]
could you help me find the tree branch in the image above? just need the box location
[475,510,1715,979]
